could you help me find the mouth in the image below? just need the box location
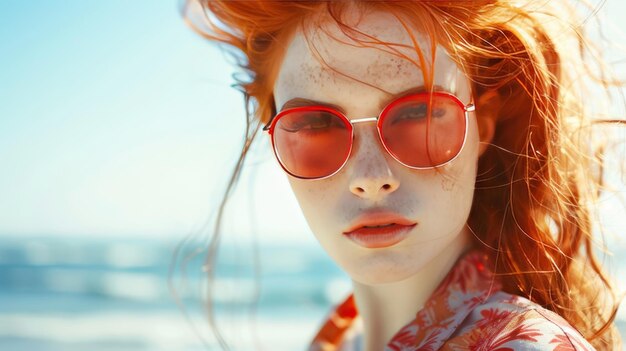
[363,223,395,228]
[344,223,416,248]
[343,211,417,249]
[344,211,416,233]
[351,222,413,233]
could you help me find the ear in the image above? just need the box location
[475,90,499,157]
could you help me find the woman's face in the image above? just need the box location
[273,11,484,285]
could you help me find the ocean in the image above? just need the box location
[0,235,624,351]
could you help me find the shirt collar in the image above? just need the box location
[309,250,501,351]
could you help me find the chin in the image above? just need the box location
[341,250,426,285]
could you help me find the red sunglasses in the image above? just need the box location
[263,91,475,180]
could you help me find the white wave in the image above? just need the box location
[100,272,164,301]
[0,311,320,350]
[105,242,160,268]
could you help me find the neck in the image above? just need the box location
[351,228,471,351]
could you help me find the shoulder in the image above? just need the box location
[444,291,596,351]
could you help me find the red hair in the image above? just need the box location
[175,1,625,349]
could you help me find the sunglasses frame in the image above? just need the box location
[263,91,476,180]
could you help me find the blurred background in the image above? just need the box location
[0,1,624,350]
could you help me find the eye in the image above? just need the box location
[399,103,428,120]
[278,111,345,132]
[390,102,448,125]
[431,106,447,118]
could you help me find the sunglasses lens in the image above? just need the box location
[272,109,351,179]
[380,93,466,168]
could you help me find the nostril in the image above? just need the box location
[356,187,365,193]
[382,184,391,190]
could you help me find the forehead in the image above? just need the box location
[273,10,469,114]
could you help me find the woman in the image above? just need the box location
[178,0,623,350]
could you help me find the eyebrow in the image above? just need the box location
[279,85,448,114]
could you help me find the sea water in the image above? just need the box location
[0,235,623,351]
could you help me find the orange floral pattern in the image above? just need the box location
[309,251,595,351]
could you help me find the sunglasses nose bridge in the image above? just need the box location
[349,115,385,150]
[350,116,378,125]
[347,115,392,162]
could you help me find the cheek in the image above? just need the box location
[411,122,480,240]
[287,177,344,231]
[288,178,336,204]
[438,163,477,225]
[439,149,477,195]
[439,125,480,224]
[439,115,481,189]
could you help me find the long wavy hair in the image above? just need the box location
[172,1,625,350]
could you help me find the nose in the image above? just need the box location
[348,127,400,200]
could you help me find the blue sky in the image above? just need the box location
[0,0,310,240]
[0,0,624,248]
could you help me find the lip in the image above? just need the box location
[343,211,417,249]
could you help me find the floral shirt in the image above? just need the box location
[308,251,595,351]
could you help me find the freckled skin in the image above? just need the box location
[272,11,483,285]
